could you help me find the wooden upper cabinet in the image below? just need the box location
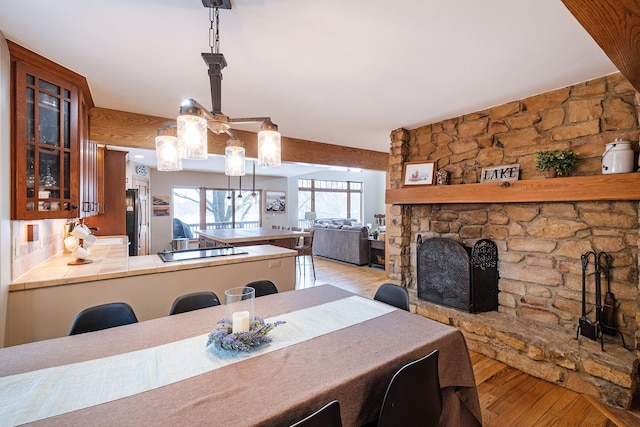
[89,149,128,236]
[9,41,94,220]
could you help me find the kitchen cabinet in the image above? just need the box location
[9,41,94,220]
[90,148,128,235]
[79,94,99,217]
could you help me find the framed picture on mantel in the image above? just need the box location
[402,161,436,186]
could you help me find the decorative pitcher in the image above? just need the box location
[602,139,634,174]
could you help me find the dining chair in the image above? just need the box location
[245,280,279,297]
[373,283,410,311]
[376,349,441,427]
[295,229,315,279]
[69,302,138,335]
[169,291,220,315]
[290,400,342,427]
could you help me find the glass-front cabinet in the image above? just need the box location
[10,42,95,220]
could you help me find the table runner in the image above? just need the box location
[0,295,395,427]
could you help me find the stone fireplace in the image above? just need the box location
[384,73,640,408]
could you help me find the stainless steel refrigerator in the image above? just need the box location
[125,189,140,256]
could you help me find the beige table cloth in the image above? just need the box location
[0,285,481,426]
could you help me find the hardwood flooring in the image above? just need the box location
[297,256,640,427]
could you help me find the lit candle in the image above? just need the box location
[232,311,250,333]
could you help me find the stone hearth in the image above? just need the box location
[412,293,637,407]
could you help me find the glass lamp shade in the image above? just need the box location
[258,121,281,167]
[225,142,246,176]
[155,135,183,171]
[177,114,208,160]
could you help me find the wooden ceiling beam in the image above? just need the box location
[89,107,388,171]
[561,0,640,91]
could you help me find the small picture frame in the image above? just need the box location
[265,190,286,213]
[402,161,436,186]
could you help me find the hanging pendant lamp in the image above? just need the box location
[225,138,245,176]
[171,2,281,175]
[155,123,182,171]
[177,101,208,160]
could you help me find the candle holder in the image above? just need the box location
[224,287,255,333]
[206,287,284,355]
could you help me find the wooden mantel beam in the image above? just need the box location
[561,0,640,92]
[89,107,388,171]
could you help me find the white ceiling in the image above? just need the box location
[0,0,617,174]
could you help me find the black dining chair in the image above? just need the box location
[376,349,441,427]
[69,302,138,335]
[374,283,410,311]
[290,400,342,427]
[245,280,279,297]
[169,291,220,315]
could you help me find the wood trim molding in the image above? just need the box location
[561,0,640,92]
[89,107,388,171]
[386,173,640,205]
[7,40,94,109]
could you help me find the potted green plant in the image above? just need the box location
[535,149,579,177]
[371,229,380,240]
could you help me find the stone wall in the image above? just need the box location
[386,73,640,407]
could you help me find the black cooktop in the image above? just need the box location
[157,247,248,262]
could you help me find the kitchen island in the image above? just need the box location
[6,236,296,346]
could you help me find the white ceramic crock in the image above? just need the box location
[602,139,634,174]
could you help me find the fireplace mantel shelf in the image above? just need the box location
[386,173,640,205]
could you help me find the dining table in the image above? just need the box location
[198,227,309,249]
[0,285,481,427]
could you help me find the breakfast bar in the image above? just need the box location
[6,237,297,346]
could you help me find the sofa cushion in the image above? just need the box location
[342,225,369,238]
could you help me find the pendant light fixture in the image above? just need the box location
[225,137,245,176]
[169,0,281,175]
[225,175,232,207]
[177,102,208,160]
[155,122,182,171]
[258,119,281,168]
[250,161,257,204]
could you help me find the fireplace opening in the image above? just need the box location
[417,237,499,313]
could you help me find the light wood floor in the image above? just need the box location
[296,256,640,427]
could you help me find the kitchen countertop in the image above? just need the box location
[9,236,297,292]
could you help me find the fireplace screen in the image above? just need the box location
[417,237,498,313]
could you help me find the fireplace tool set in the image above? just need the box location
[576,251,628,351]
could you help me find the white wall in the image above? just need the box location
[0,34,11,347]
[148,167,386,254]
[149,169,289,253]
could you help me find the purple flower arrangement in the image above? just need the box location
[206,317,286,353]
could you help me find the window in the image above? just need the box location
[172,186,261,236]
[298,179,362,223]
